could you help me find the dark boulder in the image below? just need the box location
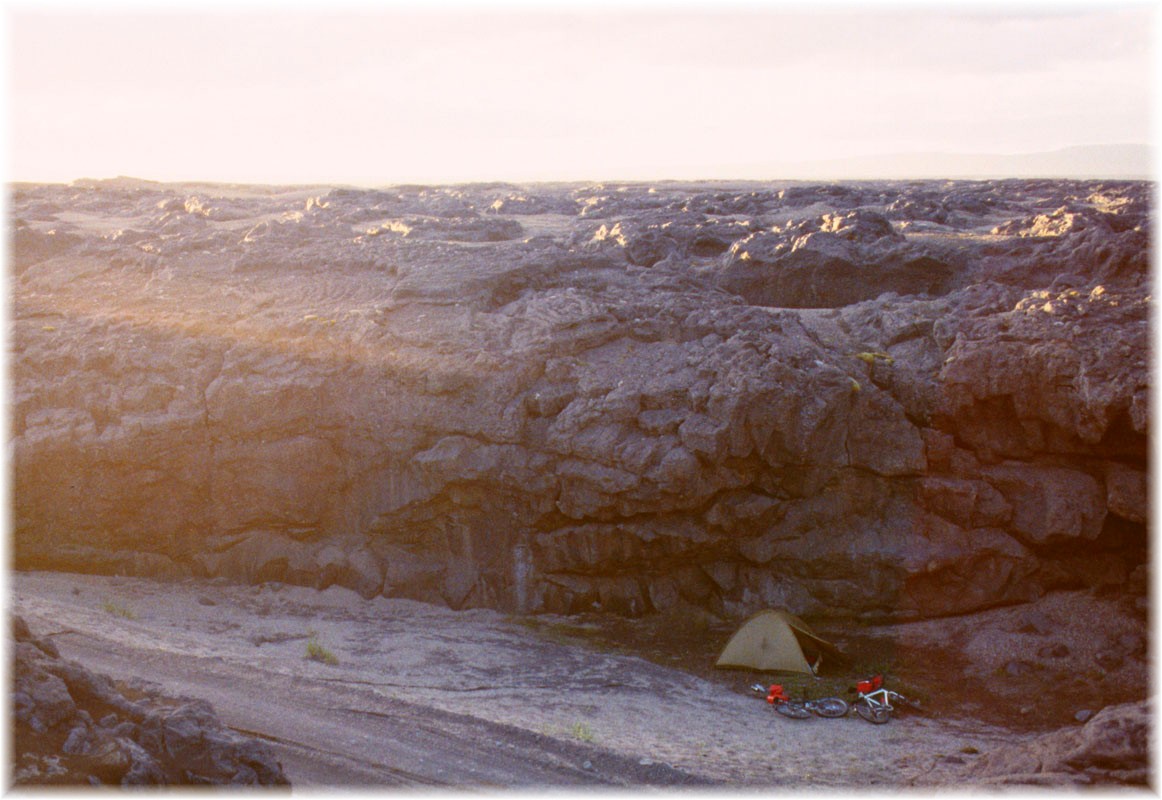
[715,209,956,308]
[968,701,1150,785]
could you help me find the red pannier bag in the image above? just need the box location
[766,684,790,704]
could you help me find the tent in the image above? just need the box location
[715,609,842,675]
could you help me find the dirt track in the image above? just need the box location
[11,570,1034,788]
[49,634,702,788]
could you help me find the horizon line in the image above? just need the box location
[10,144,1152,189]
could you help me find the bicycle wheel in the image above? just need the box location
[775,703,812,720]
[855,702,891,724]
[810,697,850,718]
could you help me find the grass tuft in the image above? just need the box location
[305,633,339,665]
[855,351,895,366]
[570,721,594,742]
[101,600,137,620]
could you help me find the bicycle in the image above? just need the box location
[750,683,850,720]
[850,674,919,724]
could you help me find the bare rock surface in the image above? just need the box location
[11,177,1149,625]
[13,570,1148,789]
[968,701,1151,785]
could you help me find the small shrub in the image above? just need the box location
[102,600,137,620]
[570,721,594,742]
[305,634,339,665]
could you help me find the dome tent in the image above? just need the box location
[715,609,842,675]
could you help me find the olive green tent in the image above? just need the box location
[715,609,842,675]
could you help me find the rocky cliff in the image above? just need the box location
[11,177,1150,621]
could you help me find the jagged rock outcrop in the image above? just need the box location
[11,616,289,786]
[716,209,958,307]
[10,178,1150,622]
[968,700,1151,786]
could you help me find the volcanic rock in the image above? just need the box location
[969,700,1150,786]
[10,178,1151,623]
[11,616,289,786]
[716,209,957,307]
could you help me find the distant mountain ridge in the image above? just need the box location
[10,144,1151,188]
[755,143,1152,181]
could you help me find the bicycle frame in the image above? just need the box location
[852,675,912,723]
[856,686,900,713]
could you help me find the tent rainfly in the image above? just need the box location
[715,609,842,675]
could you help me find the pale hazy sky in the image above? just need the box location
[6,1,1157,184]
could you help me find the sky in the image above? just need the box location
[4,1,1158,185]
